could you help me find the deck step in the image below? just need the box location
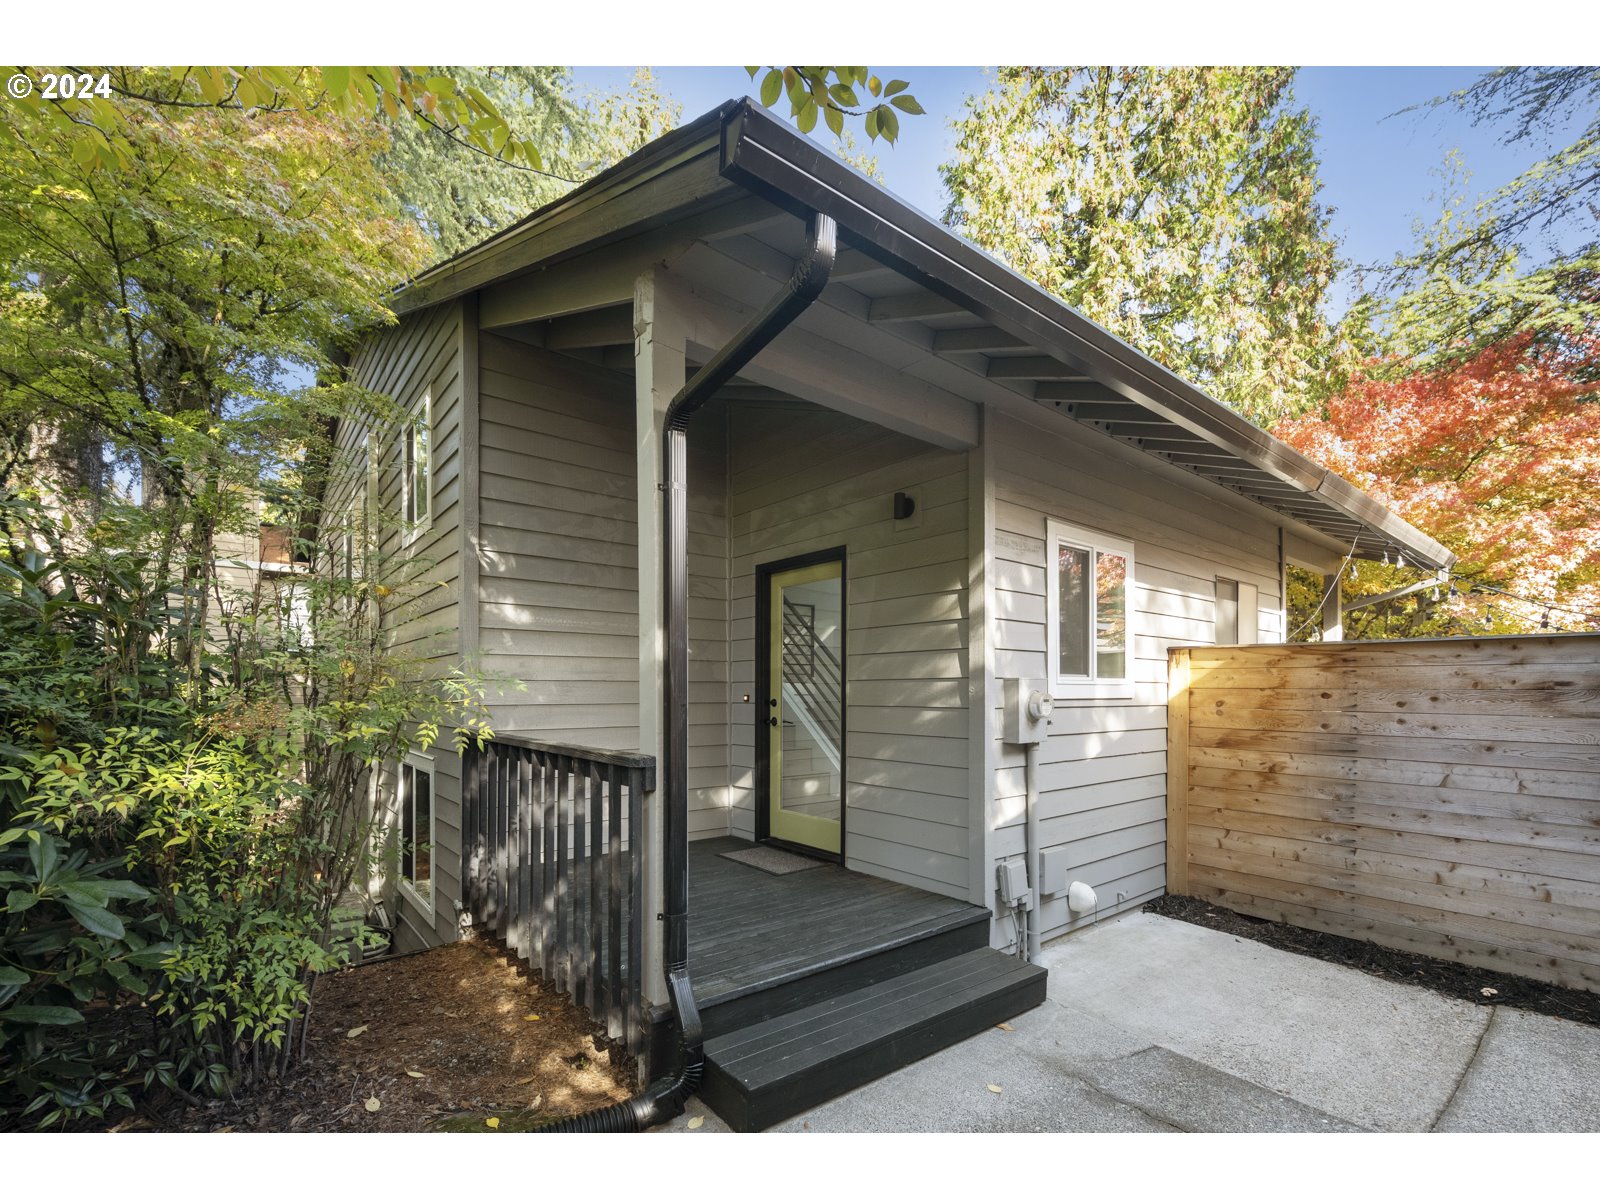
[700,948,1047,1131]
[692,904,991,1041]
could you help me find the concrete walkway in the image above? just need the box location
[658,912,1600,1133]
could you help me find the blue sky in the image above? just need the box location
[570,66,1580,315]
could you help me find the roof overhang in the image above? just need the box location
[392,99,1453,573]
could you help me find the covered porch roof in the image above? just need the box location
[394,99,1452,573]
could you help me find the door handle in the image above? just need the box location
[768,716,779,727]
[769,698,778,707]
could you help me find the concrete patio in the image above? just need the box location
[657,911,1600,1133]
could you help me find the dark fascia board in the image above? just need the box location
[718,100,1453,572]
[386,97,1451,572]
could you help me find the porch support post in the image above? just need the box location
[1321,573,1344,642]
[634,268,683,1014]
[967,404,998,916]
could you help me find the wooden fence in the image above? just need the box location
[1166,635,1600,993]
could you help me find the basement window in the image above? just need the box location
[1046,519,1134,700]
[399,755,434,912]
[401,391,431,541]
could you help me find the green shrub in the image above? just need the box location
[0,827,172,1129]
[0,497,491,1128]
[8,729,343,1102]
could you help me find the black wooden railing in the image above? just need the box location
[462,736,655,1052]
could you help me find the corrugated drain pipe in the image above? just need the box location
[539,212,838,1132]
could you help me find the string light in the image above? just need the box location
[1356,552,1600,633]
[1446,576,1600,627]
[1287,532,1361,641]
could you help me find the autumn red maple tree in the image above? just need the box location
[1272,334,1600,635]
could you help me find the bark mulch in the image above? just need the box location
[1145,893,1600,1029]
[127,933,635,1132]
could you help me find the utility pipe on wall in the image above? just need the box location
[1024,740,1042,963]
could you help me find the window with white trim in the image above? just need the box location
[337,480,366,611]
[1046,519,1135,699]
[401,392,431,539]
[398,754,434,909]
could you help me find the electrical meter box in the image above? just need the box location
[1039,846,1072,896]
[996,858,1031,906]
[1002,678,1053,744]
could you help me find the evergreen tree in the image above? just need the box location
[942,67,1339,427]
[379,67,681,262]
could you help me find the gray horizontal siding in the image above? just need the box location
[727,402,971,898]
[346,303,468,946]
[986,406,1286,943]
[474,334,730,837]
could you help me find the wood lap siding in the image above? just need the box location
[346,303,467,949]
[1168,636,1600,993]
[473,334,732,839]
[986,408,1287,942]
[727,403,971,898]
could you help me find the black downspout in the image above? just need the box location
[539,211,837,1132]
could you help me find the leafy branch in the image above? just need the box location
[745,66,925,142]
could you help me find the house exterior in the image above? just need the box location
[325,99,1451,1123]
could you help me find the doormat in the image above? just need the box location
[719,846,825,876]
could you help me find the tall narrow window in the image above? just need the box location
[399,756,433,906]
[401,392,431,538]
[1215,577,1240,644]
[1046,520,1135,699]
[339,521,355,590]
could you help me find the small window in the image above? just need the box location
[281,581,311,646]
[340,527,354,587]
[1215,577,1260,644]
[399,756,434,908]
[341,481,367,604]
[401,392,431,538]
[1216,578,1240,644]
[1046,519,1135,699]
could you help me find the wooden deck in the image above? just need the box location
[687,837,987,1007]
[678,838,1046,1130]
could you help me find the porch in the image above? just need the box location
[474,328,982,898]
[684,837,987,1021]
[460,738,1043,1131]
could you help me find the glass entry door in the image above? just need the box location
[764,556,844,854]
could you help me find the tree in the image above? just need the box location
[379,67,681,262]
[10,65,922,182]
[1359,68,1600,362]
[0,72,486,1122]
[746,66,924,143]
[831,129,884,182]
[942,67,1340,427]
[1272,333,1600,637]
[0,74,428,673]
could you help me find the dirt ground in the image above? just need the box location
[131,934,635,1132]
[1146,894,1600,1028]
